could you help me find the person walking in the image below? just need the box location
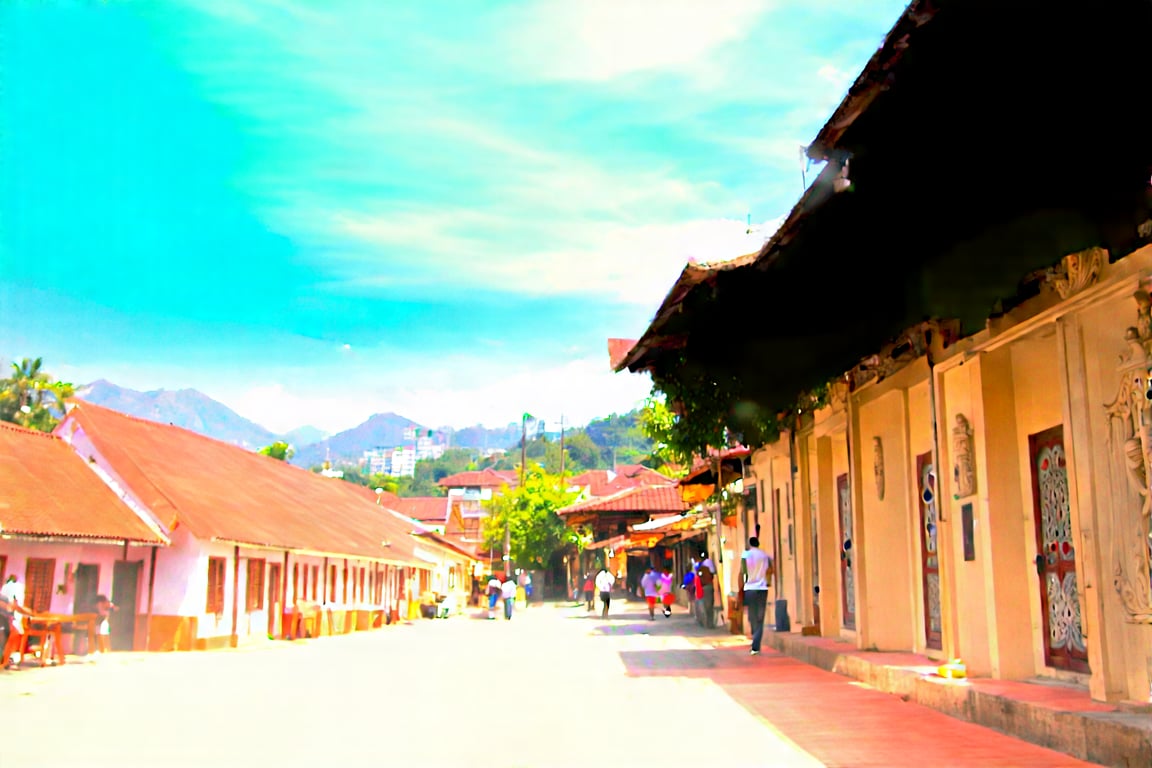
[640,566,659,621]
[741,536,773,655]
[697,554,716,628]
[501,573,517,620]
[486,574,502,620]
[94,594,117,656]
[681,560,696,615]
[595,567,615,617]
[658,565,674,618]
[582,573,595,612]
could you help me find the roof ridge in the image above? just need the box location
[0,421,57,440]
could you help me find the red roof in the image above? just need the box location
[569,465,674,497]
[59,403,423,565]
[393,496,448,524]
[437,468,518,489]
[607,338,637,371]
[0,422,165,543]
[556,484,692,516]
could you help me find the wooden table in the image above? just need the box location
[17,613,96,667]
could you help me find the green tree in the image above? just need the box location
[0,357,75,432]
[258,441,295,461]
[562,430,602,471]
[481,464,580,571]
[639,392,687,468]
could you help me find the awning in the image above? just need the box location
[584,534,629,551]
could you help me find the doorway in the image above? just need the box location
[267,563,282,638]
[837,473,856,629]
[1028,425,1089,673]
[72,564,100,655]
[916,453,942,650]
[110,560,141,651]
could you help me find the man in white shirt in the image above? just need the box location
[741,537,774,656]
[1,575,29,668]
[594,568,615,617]
[500,575,517,620]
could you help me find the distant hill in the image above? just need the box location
[282,425,328,448]
[447,423,522,452]
[74,379,281,449]
[291,412,436,468]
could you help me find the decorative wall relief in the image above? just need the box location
[952,414,977,498]
[873,437,885,501]
[1103,288,1152,623]
[1045,247,1107,299]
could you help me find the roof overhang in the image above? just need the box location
[618,0,1152,417]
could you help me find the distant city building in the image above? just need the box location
[361,433,445,478]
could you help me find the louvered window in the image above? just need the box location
[25,558,55,613]
[206,557,227,614]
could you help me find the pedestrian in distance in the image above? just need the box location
[681,560,696,613]
[582,573,595,611]
[501,573,517,620]
[487,574,502,620]
[94,594,117,655]
[0,574,31,670]
[595,567,615,617]
[659,564,674,618]
[640,565,659,621]
[697,554,716,628]
[741,537,774,655]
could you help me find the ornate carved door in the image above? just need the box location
[1028,425,1089,673]
[917,453,942,650]
[837,473,856,629]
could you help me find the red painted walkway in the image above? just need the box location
[622,636,1101,767]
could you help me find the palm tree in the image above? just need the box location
[0,358,75,432]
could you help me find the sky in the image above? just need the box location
[0,0,907,435]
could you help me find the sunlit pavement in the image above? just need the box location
[0,599,1098,767]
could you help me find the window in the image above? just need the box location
[329,565,337,602]
[207,557,227,614]
[25,558,55,613]
[311,565,318,600]
[292,563,300,603]
[342,563,349,603]
[359,568,365,602]
[246,559,265,612]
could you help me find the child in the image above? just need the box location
[95,595,116,655]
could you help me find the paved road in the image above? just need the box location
[0,599,1098,767]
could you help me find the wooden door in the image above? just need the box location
[916,453,942,650]
[1028,426,1089,673]
[837,473,855,629]
[110,561,141,651]
[267,563,281,638]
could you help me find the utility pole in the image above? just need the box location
[559,414,565,483]
[507,412,529,578]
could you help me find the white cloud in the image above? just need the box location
[493,0,774,83]
[212,356,654,434]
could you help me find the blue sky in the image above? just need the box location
[0,0,906,434]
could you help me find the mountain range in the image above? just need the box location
[73,380,529,466]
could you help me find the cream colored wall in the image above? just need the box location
[1008,334,1068,677]
[857,389,916,650]
[1066,289,1152,701]
[940,360,993,674]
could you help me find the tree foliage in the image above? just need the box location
[258,441,294,461]
[481,464,580,571]
[0,357,75,433]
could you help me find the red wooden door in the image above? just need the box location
[267,564,281,638]
[1028,425,1089,673]
[916,453,942,650]
[837,473,856,629]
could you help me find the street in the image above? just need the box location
[1,599,1099,768]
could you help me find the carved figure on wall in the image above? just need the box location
[873,437,885,501]
[1104,288,1152,623]
[1045,247,1107,300]
[952,414,976,498]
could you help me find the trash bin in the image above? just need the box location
[774,599,791,632]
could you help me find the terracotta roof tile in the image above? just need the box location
[569,466,674,497]
[556,484,692,516]
[437,468,518,489]
[60,403,422,565]
[393,496,449,524]
[0,422,165,543]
